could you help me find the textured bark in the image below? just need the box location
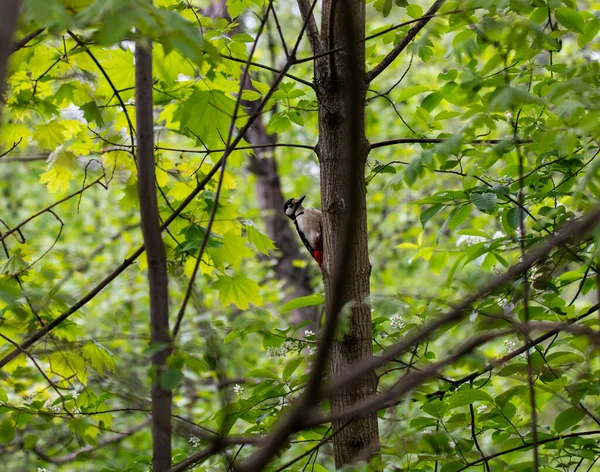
[0,0,21,120]
[135,38,172,471]
[316,0,380,467]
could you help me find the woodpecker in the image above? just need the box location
[284,195,323,269]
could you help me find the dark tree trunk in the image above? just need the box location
[315,1,380,466]
[0,0,21,120]
[135,37,172,471]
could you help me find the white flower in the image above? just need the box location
[492,231,504,239]
[423,429,432,434]
[43,399,52,409]
[233,384,243,395]
[189,436,201,448]
[38,468,48,472]
[456,235,487,247]
[504,340,516,352]
[304,330,315,338]
[476,405,487,414]
[71,390,79,399]
[390,314,405,331]
[266,340,300,358]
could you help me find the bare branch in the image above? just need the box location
[10,27,45,53]
[296,0,323,54]
[366,0,446,83]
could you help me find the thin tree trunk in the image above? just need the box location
[0,0,21,121]
[316,1,380,467]
[135,35,173,471]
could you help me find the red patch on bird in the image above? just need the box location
[313,251,323,268]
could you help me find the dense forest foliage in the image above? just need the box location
[0,0,599,470]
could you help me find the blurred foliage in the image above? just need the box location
[0,0,600,470]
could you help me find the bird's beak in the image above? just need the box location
[294,195,306,210]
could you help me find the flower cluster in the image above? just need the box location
[456,235,487,247]
[233,384,244,396]
[189,436,201,448]
[266,340,300,358]
[503,339,516,352]
[44,399,61,413]
[390,314,406,334]
[304,330,315,338]
[71,390,79,400]
[476,405,487,414]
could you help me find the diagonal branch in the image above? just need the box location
[366,0,446,83]
[296,0,323,54]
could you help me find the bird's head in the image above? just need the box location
[283,195,305,219]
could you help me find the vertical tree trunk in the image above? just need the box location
[0,0,21,120]
[135,37,172,471]
[316,2,380,467]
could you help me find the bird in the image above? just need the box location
[284,195,323,269]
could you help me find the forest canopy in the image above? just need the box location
[0,0,599,471]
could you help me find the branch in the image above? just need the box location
[370,136,532,149]
[455,430,600,471]
[135,30,172,471]
[32,421,149,464]
[366,0,446,83]
[0,176,105,244]
[67,30,136,151]
[296,0,323,54]
[0,0,321,371]
[323,205,600,399]
[10,28,45,53]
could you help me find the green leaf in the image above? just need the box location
[283,357,303,381]
[159,368,183,390]
[82,341,116,376]
[281,293,325,314]
[448,204,472,230]
[173,90,235,148]
[0,419,15,443]
[80,101,105,127]
[374,0,393,16]
[209,230,253,269]
[212,274,262,310]
[505,207,526,230]
[470,192,497,213]
[555,7,585,34]
[554,407,585,433]
[447,389,493,409]
[406,4,423,18]
[420,204,445,227]
[245,368,280,381]
[421,92,443,112]
[244,223,275,255]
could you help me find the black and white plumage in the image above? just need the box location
[284,195,323,269]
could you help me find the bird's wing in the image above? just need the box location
[302,208,322,251]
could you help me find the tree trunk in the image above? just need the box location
[316,1,380,467]
[135,37,172,471]
[0,0,21,121]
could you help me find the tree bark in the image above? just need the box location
[316,1,380,467]
[135,36,173,471]
[0,0,21,121]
